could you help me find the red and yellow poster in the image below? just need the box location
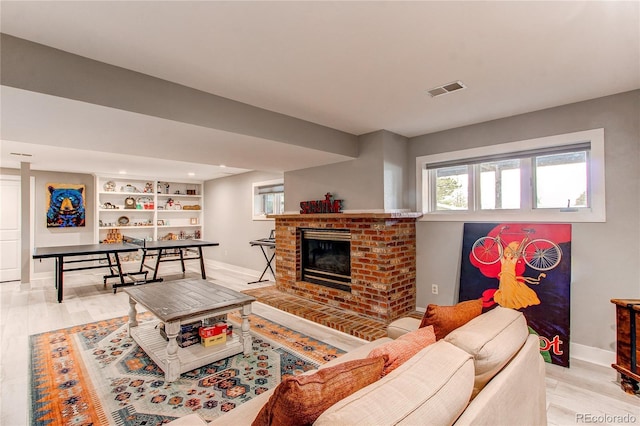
[459,223,571,367]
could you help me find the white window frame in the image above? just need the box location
[416,128,605,222]
[252,179,284,221]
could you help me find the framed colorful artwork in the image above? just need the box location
[46,183,86,228]
[459,222,571,367]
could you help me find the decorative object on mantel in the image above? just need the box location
[300,192,343,214]
[611,299,640,395]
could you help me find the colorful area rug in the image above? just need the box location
[30,312,346,425]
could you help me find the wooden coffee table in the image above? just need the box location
[124,278,255,382]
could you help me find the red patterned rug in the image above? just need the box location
[29,312,345,425]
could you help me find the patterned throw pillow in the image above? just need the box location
[420,299,483,340]
[367,325,436,376]
[251,356,386,426]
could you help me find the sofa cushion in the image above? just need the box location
[420,298,483,340]
[315,341,475,426]
[444,305,529,397]
[367,325,436,375]
[251,356,386,426]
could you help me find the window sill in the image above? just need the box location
[418,209,605,223]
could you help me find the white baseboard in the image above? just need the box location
[31,271,53,280]
[205,259,271,281]
[570,342,615,368]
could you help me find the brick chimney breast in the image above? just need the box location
[271,212,421,323]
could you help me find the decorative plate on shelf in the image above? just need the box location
[117,216,129,226]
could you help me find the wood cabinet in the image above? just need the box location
[96,176,203,247]
[611,299,640,395]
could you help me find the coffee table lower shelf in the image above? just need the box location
[129,320,243,380]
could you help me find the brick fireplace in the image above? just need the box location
[271,212,422,323]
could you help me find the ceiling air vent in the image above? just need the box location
[427,80,467,98]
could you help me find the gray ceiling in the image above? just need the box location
[1,1,638,180]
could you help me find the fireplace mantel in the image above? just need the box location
[271,211,420,323]
[268,211,423,219]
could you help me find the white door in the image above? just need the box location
[0,176,21,282]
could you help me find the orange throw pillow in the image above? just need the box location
[367,325,436,376]
[420,299,483,340]
[252,356,385,426]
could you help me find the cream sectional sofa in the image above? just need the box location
[171,306,547,425]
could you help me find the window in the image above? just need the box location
[534,151,587,209]
[434,165,468,210]
[479,159,521,210]
[416,129,605,222]
[252,179,284,220]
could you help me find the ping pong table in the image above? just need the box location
[33,238,219,303]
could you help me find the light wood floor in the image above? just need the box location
[1,265,638,425]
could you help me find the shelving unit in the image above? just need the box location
[95,176,203,245]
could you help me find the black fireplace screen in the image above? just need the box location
[301,229,351,292]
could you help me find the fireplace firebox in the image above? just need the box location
[301,229,351,292]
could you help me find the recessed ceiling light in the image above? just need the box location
[426,80,467,98]
[118,170,127,175]
[188,172,195,177]
[220,164,226,168]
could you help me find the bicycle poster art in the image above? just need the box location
[459,222,572,367]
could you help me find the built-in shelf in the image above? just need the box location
[96,176,204,243]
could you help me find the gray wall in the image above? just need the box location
[383,130,409,210]
[203,171,282,274]
[31,171,95,273]
[409,90,640,354]
[284,131,387,212]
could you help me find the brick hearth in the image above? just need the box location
[272,212,422,323]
